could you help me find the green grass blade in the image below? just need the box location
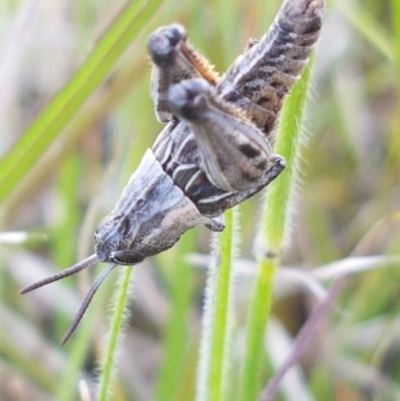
[196,208,237,401]
[154,229,197,401]
[238,59,314,401]
[0,0,163,203]
[209,208,236,401]
[261,60,313,251]
[98,266,133,401]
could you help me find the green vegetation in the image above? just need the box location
[0,0,399,400]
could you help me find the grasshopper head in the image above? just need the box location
[94,215,146,265]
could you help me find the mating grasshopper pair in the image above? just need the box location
[21,0,324,344]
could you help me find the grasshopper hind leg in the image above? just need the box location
[218,155,286,211]
[148,24,219,123]
[168,78,276,193]
[196,155,286,217]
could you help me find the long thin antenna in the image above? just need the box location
[20,254,100,294]
[60,263,117,345]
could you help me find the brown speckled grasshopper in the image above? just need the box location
[21,0,324,344]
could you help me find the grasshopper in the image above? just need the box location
[21,0,324,344]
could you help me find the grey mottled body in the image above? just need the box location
[219,0,323,135]
[21,0,324,344]
[95,149,224,265]
[151,0,322,213]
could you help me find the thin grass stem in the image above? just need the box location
[98,266,133,401]
[238,59,314,401]
[196,207,237,401]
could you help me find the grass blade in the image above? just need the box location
[238,59,314,401]
[154,229,197,401]
[196,208,237,401]
[98,266,133,401]
[0,0,164,203]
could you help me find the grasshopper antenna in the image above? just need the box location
[60,263,117,345]
[20,254,100,294]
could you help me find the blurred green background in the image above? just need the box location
[0,0,399,400]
